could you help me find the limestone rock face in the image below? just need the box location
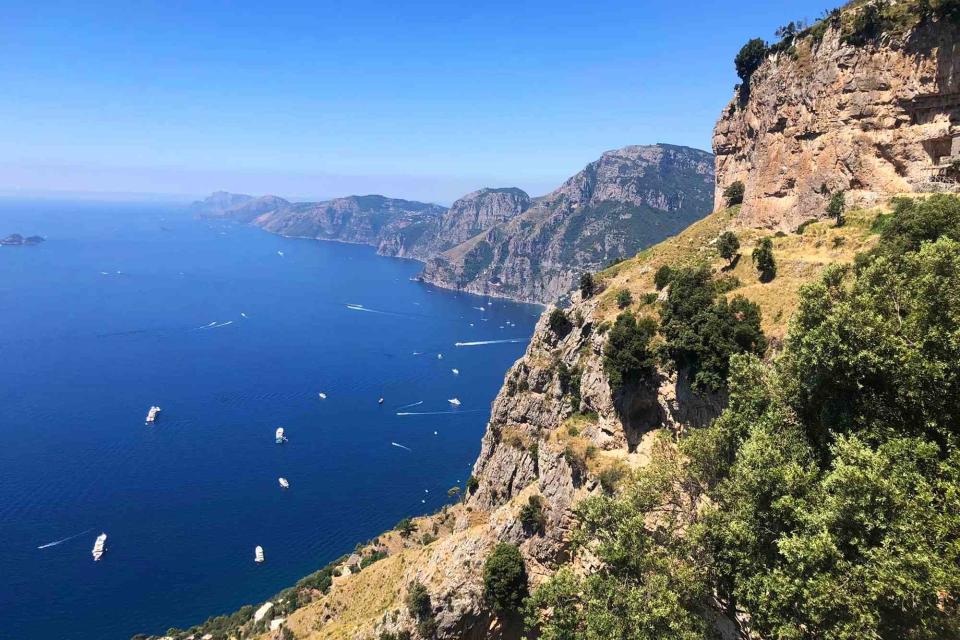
[714,21,960,231]
[420,144,715,304]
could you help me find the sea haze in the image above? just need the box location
[0,199,540,640]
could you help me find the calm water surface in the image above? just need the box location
[0,199,540,640]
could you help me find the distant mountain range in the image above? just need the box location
[193,143,715,303]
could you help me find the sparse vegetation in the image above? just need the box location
[723,181,745,206]
[396,518,417,538]
[827,190,846,227]
[405,581,437,639]
[519,495,546,535]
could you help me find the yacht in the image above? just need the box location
[279,477,289,489]
[92,533,107,561]
[448,398,461,406]
[275,427,286,444]
[145,406,161,425]
[255,545,264,563]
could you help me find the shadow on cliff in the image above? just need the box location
[613,368,726,450]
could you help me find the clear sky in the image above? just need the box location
[2,0,834,203]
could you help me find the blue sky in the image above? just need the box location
[2,0,834,203]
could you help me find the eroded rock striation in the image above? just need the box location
[420,144,714,303]
[714,19,960,230]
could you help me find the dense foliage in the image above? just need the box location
[529,195,960,640]
[653,264,672,290]
[483,543,529,613]
[717,230,740,263]
[735,38,768,82]
[519,494,546,535]
[615,288,633,309]
[602,312,657,392]
[659,267,766,393]
[579,272,595,298]
[548,308,572,337]
[723,180,745,206]
[752,236,776,282]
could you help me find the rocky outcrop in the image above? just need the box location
[714,18,960,230]
[420,144,715,304]
[373,187,530,261]
[1,233,44,246]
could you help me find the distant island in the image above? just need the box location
[1,233,45,246]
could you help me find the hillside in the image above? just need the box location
[420,144,715,304]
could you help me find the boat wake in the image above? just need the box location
[390,442,412,451]
[37,528,93,550]
[195,320,234,330]
[345,303,410,318]
[396,400,423,410]
[454,338,527,346]
[396,409,484,416]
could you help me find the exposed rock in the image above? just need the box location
[1,233,45,246]
[420,144,715,303]
[714,20,960,230]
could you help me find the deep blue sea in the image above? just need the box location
[0,199,540,640]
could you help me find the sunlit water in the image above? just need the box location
[0,199,540,639]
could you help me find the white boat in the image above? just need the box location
[145,406,161,425]
[255,545,264,563]
[451,369,459,375]
[279,477,289,489]
[448,398,461,406]
[277,251,284,257]
[437,353,443,360]
[378,397,384,404]
[92,533,107,561]
[275,427,286,444]
[318,392,327,400]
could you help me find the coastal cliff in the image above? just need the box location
[420,144,715,304]
[714,10,960,230]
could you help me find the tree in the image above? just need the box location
[735,38,768,82]
[396,517,417,538]
[653,265,673,290]
[483,543,529,613]
[548,308,572,337]
[615,288,633,309]
[723,181,745,206]
[519,494,546,535]
[717,231,740,264]
[405,580,436,638]
[752,237,776,282]
[603,312,658,392]
[579,273,595,298]
[826,191,846,227]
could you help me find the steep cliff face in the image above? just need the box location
[377,188,531,260]
[420,144,715,304]
[714,18,960,230]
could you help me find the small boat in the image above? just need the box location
[378,397,384,404]
[277,251,284,257]
[92,533,107,561]
[318,392,327,400]
[255,545,264,563]
[451,369,459,375]
[279,477,289,489]
[145,406,161,425]
[275,427,287,444]
[437,353,443,360]
[448,398,461,406]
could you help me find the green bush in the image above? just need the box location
[396,518,417,538]
[466,475,479,494]
[519,495,546,535]
[660,267,767,393]
[752,237,776,282]
[615,288,633,309]
[723,181,745,206]
[602,312,658,393]
[483,543,529,613]
[548,308,572,337]
[734,39,768,81]
[598,464,626,494]
[406,580,432,620]
[717,231,740,263]
[579,272,595,298]
[826,191,846,227]
[654,265,673,290]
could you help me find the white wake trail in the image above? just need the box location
[396,400,424,410]
[454,338,527,346]
[37,528,93,550]
[396,409,484,416]
[391,442,413,451]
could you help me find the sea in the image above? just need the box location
[0,198,541,640]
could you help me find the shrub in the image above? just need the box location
[603,312,658,392]
[396,518,417,538]
[466,475,479,494]
[548,308,572,337]
[483,543,529,613]
[843,0,893,44]
[723,181,745,206]
[579,272,595,298]
[654,265,673,290]
[615,288,633,309]
[406,580,432,620]
[735,39,768,81]
[557,362,582,412]
[519,495,546,535]
[826,191,846,226]
[598,464,626,494]
[641,292,658,305]
[717,231,740,263]
[752,237,777,282]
